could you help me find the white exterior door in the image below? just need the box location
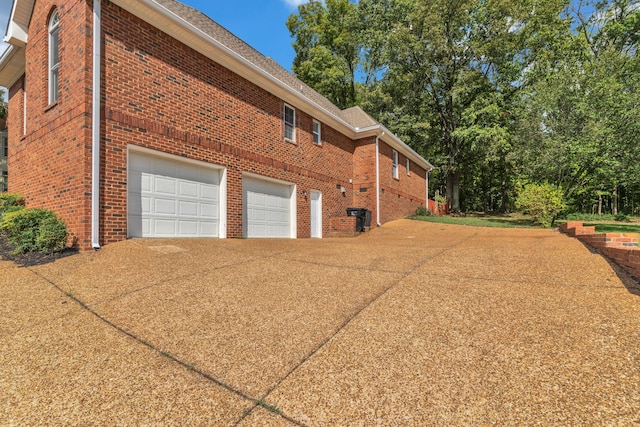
[128,149,222,238]
[310,190,322,238]
[243,175,295,238]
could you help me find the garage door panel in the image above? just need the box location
[154,219,177,235]
[178,220,198,235]
[155,177,177,195]
[155,198,177,215]
[201,185,217,200]
[179,181,199,198]
[128,151,221,238]
[179,200,198,216]
[201,203,218,217]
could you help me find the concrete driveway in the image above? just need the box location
[2,219,639,425]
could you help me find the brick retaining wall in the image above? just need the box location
[560,221,640,279]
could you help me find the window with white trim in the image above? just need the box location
[406,158,410,175]
[284,104,295,141]
[392,150,399,179]
[312,119,321,145]
[48,9,60,104]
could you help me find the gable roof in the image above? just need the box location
[0,0,432,170]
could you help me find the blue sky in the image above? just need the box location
[0,0,305,97]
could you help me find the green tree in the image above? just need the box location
[359,0,568,212]
[287,0,362,109]
[514,0,640,215]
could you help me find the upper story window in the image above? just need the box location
[284,104,295,142]
[392,150,399,179]
[312,119,321,145]
[406,158,410,175]
[48,9,60,104]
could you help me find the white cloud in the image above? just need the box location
[282,0,311,7]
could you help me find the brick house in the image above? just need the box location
[0,0,433,250]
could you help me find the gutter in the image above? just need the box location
[91,0,101,249]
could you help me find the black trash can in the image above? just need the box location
[347,207,367,232]
[364,209,372,229]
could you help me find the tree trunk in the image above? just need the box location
[446,171,461,212]
[612,186,618,215]
[598,194,603,215]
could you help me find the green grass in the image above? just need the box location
[585,222,640,234]
[409,213,538,228]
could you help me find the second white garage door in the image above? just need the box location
[243,175,295,238]
[128,149,224,238]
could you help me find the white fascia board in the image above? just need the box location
[5,0,33,46]
[0,45,25,88]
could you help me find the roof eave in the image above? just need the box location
[5,0,32,47]
[0,45,25,88]
[355,125,433,171]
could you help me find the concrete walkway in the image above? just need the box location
[1,220,639,425]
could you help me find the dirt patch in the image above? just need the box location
[0,234,78,266]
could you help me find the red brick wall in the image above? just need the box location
[6,0,93,249]
[352,137,427,225]
[376,140,426,224]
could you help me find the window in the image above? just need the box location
[312,120,321,145]
[1,171,7,192]
[48,9,60,104]
[1,134,7,157]
[406,158,410,175]
[284,104,295,141]
[392,150,398,179]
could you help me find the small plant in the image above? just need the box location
[615,213,629,222]
[256,400,280,415]
[414,205,430,216]
[516,183,566,227]
[435,194,447,213]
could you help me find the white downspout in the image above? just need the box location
[91,0,101,249]
[375,133,384,226]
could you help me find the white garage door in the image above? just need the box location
[243,176,294,238]
[128,150,221,238]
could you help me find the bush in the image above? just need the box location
[615,213,629,222]
[0,208,68,254]
[415,205,430,216]
[0,194,25,218]
[516,183,566,228]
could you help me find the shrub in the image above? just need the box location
[516,183,566,228]
[615,213,629,222]
[0,208,68,254]
[0,194,25,218]
[435,194,448,212]
[415,205,430,216]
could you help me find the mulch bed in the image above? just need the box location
[0,234,78,267]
